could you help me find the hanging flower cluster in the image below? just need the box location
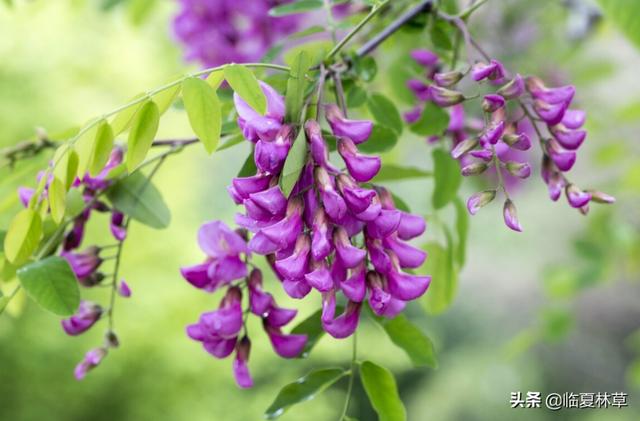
[172,0,302,67]
[180,81,430,387]
[18,147,132,379]
[404,49,614,231]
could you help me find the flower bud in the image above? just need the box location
[117,280,131,298]
[497,74,525,99]
[502,132,531,151]
[480,120,505,145]
[505,161,531,179]
[549,124,586,150]
[428,86,465,107]
[451,137,478,159]
[466,190,496,215]
[586,190,615,204]
[433,71,463,87]
[565,184,592,208]
[503,199,522,232]
[461,162,488,176]
[325,104,373,144]
[471,59,506,82]
[105,330,119,348]
[233,336,253,389]
[561,109,586,129]
[410,49,439,67]
[481,94,505,113]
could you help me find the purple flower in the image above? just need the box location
[255,125,293,174]
[325,104,373,144]
[479,120,505,145]
[233,336,253,389]
[333,227,366,268]
[434,70,463,87]
[386,253,431,301]
[110,211,127,241]
[18,187,34,207]
[180,221,248,292]
[117,280,131,298]
[337,137,381,182]
[410,49,439,67]
[61,300,102,336]
[428,86,465,107]
[565,184,592,208]
[467,190,496,215]
[74,347,107,380]
[305,120,339,173]
[61,247,102,281]
[275,234,310,280]
[235,81,285,143]
[550,124,587,150]
[503,199,522,232]
[264,323,307,358]
[321,295,362,339]
[561,109,586,129]
[497,74,525,99]
[482,94,505,113]
[471,59,506,82]
[311,208,333,261]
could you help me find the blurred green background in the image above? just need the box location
[0,1,639,420]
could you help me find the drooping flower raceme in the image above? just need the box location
[181,80,431,387]
[404,49,614,231]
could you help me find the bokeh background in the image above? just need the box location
[0,1,639,420]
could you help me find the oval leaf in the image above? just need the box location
[360,361,406,421]
[279,129,308,197]
[48,177,66,224]
[74,124,99,177]
[453,197,469,267]
[410,102,449,136]
[4,209,42,265]
[182,77,222,154]
[367,94,403,135]
[291,306,343,358]
[420,241,458,315]
[377,314,438,368]
[268,0,323,17]
[224,64,267,115]
[285,50,312,123]
[89,121,115,176]
[373,164,432,182]
[17,256,80,316]
[358,125,398,154]
[432,148,461,209]
[265,368,346,419]
[52,146,79,190]
[106,171,170,229]
[153,84,181,115]
[126,100,160,172]
[110,94,145,136]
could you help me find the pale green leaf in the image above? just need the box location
[89,121,115,176]
[367,94,403,135]
[153,84,181,115]
[17,256,79,316]
[48,177,66,224]
[373,164,432,182]
[285,50,312,123]
[421,242,458,315]
[106,171,170,229]
[432,148,461,209]
[224,64,267,115]
[3,209,42,265]
[598,0,640,49]
[377,314,437,368]
[279,129,308,197]
[182,77,222,153]
[126,100,160,172]
[110,94,145,135]
[360,361,406,421]
[268,0,323,17]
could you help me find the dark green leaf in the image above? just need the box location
[453,197,468,267]
[598,0,640,50]
[367,94,403,135]
[430,22,453,51]
[285,51,312,123]
[410,102,449,136]
[432,148,461,209]
[373,164,431,182]
[268,0,323,17]
[17,256,80,316]
[358,125,398,154]
[182,77,222,153]
[4,209,42,265]
[377,314,437,368]
[391,193,411,212]
[420,241,457,315]
[224,64,267,115]
[265,368,347,419]
[360,361,406,421]
[347,85,368,108]
[237,150,257,178]
[354,56,378,82]
[106,172,170,229]
[279,129,308,197]
[126,100,160,171]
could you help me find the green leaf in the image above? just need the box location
[420,242,457,315]
[279,129,308,197]
[284,50,312,123]
[52,146,79,190]
[0,296,9,314]
[153,84,181,115]
[453,197,468,267]
[353,56,378,82]
[373,164,432,182]
[110,94,145,135]
[598,0,640,49]
[268,0,323,17]
[432,148,461,209]
[430,21,453,51]
[265,368,347,419]
[89,121,115,176]
[17,256,80,316]
[367,94,403,135]
[3,209,42,265]
[237,150,257,178]
[224,64,267,115]
[126,100,160,172]
[74,124,99,177]
[376,314,437,368]
[360,361,406,421]
[347,85,368,108]
[206,71,225,90]
[182,77,222,154]
[290,307,342,358]
[106,172,170,229]
[48,177,66,224]
[410,102,449,136]
[391,193,411,212]
[358,125,398,154]
[287,25,326,40]
[0,230,5,253]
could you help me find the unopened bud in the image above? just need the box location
[429,86,465,107]
[498,74,525,99]
[503,199,522,232]
[565,184,591,208]
[586,190,615,204]
[461,162,488,176]
[433,71,463,87]
[482,94,505,113]
[502,132,531,150]
[467,190,496,215]
[105,330,119,348]
[451,137,478,159]
[505,161,531,179]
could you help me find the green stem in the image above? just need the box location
[338,332,358,421]
[491,145,509,199]
[323,0,338,43]
[457,0,489,20]
[325,0,390,61]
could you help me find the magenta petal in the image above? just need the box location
[503,200,523,232]
[397,212,426,240]
[282,278,312,299]
[551,126,586,150]
[61,301,102,336]
[566,185,592,208]
[311,209,333,261]
[325,104,373,144]
[366,237,392,274]
[534,100,568,126]
[410,49,439,67]
[266,305,297,328]
[267,329,307,358]
[232,174,272,200]
[334,229,366,269]
[203,337,237,359]
[387,269,431,301]
[321,189,347,222]
[198,220,248,258]
[233,355,253,389]
[207,255,247,284]
[366,209,401,238]
[549,142,577,172]
[200,302,243,339]
[274,235,310,280]
[322,301,362,339]
[248,186,287,216]
[383,237,426,269]
[341,185,376,214]
[261,211,303,250]
[341,263,366,302]
[561,109,586,129]
[304,262,334,292]
[17,187,34,207]
[248,231,280,254]
[338,138,381,182]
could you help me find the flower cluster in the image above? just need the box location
[172,0,301,67]
[18,147,132,379]
[404,49,614,231]
[180,80,430,387]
